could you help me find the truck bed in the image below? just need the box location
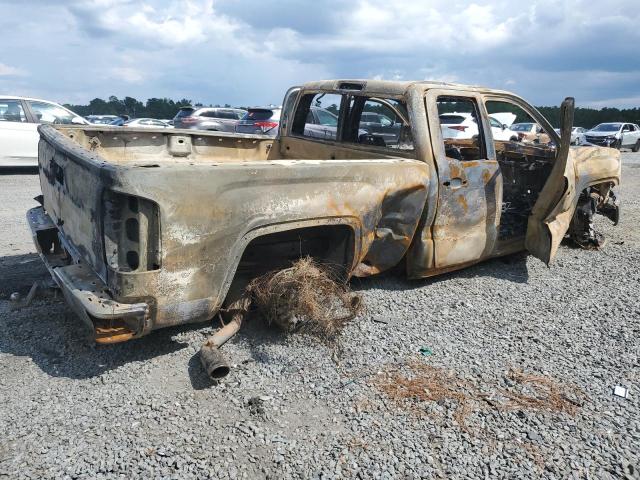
[54,125,408,165]
[32,125,430,342]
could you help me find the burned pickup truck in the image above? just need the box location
[28,80,620,345]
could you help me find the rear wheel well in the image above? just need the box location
[226,224,355,301]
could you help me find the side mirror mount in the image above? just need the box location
[558,97,575,153]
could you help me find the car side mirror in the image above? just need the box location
[71,116,85,125]
[502,124,507,130]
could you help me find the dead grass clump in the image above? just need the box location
[372,362,586,427]
[247,257,362,343]
[502,369,584,416]
[372,361,478,426]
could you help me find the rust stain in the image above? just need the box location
[449,163,462,179]
[456,195,468,213]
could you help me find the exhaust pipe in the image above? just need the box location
[200,295,250,379]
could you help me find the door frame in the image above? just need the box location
[423,88,503,270]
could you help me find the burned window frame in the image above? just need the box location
[482,95,561,158]
[289,89,416,157]
[434,95,489,162]
[291,92,346,140]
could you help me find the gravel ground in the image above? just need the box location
[1,155,639,479]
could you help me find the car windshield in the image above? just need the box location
[592,123,621,132]
[94,117,115,124]
[489,117,503,128]
[511,123,534,132]
[174,108,194,119]
[29,101,79,124]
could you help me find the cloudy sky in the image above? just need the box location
[1,0,639,108]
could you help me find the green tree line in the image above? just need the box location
[63,96,236,120]
[65,95,640,128]
[536,106,640,128]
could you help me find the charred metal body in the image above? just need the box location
[29,79,621,343]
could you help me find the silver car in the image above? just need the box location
[235,107,282,137]
[173,107,246,132]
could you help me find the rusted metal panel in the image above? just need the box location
[37,124,430,339]
[32,80,622,343]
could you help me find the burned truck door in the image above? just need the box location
[278,86,301,138]
[525,97,578,264]
[423,90,502,270]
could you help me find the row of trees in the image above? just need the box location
[65,95,640,127]
[63,96,237,120]
[537,106,640,128]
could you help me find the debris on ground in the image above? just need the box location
[372,316,389,324]
[24,281,39,306]
[247,396,266,416]
[247,257,363,343]
[373,361,587,426]
[613,385,629,398]
[501,368,585,416]
[199,257,363,379]
[372,360,478,426]
[419,346,433,356]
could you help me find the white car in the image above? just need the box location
[123,118,173,128]
[488,113,518,141]
[585,123,640,151]
[0,96,88,167]
[571,127,587,145]
[554,126,587,145]
[439,112,518,141]
[86,114,120,125]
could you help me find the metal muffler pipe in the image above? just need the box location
[200,295,250,379]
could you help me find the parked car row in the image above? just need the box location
[173,106,283,137]
[2,91,640,167]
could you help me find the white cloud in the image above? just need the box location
[110,67,145,84]
[0,0,638,107]
[0,63,26,77]
[71,0,242,47]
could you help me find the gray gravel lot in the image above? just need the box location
[1,155,639,479]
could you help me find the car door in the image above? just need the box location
[424,89,502,269]
[0,99,39,165]
[620,124,632,147]
[622,123,639,147]
[525,97,578,264]
[633,125,640,147]
[489,116,510,141]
